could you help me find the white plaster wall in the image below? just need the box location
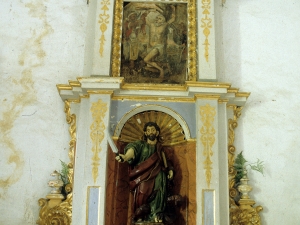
[1,0,300,224]
[0,1,87,224]
[216,0,300,224]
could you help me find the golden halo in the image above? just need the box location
[119,110,186,146]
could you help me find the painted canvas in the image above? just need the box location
[121,2,188,84]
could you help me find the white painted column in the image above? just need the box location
[195,98,220,225]
[197,0,217,80]
[83,0,114,76]
[73,98,90,225]
[218,101,229,225]
[72,93,112,225]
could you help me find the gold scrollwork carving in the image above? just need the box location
[230,200,263,225]
[228,105,242,207]
[37,101,75,225]
[36,193,73,225]
[64,100,76,168]
[63,101,75,189]
[98,0,110,57]
[119,110,186,146]
[200,104,216,187]
[200,0,212,62]
[188,0,197,81]
[90,99,108,183]
[111,0,122,77]
[228,106,263,225]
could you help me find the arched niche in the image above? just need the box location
[113,104,191,143]
[105,106,196,225]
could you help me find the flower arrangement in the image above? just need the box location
[233,151,264,185]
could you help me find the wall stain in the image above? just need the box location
[0,1,53,200]
[24,198,35,224]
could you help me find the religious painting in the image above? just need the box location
[112,2,189,84]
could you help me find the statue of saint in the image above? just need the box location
[116,122,176,223]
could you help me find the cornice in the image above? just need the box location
[57,77,250,106]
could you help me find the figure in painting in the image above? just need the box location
[121,3,187,83]
[116,122,181,224]
[123,11,146,70]
[136,4,175,79]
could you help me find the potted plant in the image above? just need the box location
[233,151,264,201]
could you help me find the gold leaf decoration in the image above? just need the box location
[230,206,263,225]
[200,104,216,188]
[119,110,186,146]
[64,100,76,171]
[36,193,73,225]
[201,0,212,62]
[187,0,198,81]
[228,106,263,224]
[36,101,76,225]
[90,99,108,183]
[111,0,122,76]
[228,106,242,206]
[98,0,110,57]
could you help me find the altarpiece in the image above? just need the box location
[36,0,263,225]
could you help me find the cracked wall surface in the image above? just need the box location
[0,1,51,199]
[0,0,87,223]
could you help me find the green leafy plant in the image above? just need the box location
[59,160,70,186]
[233,151,264,185]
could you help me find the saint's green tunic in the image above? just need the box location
[125,140,167,221]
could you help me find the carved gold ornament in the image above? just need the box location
[36,192,73,225]
[200,0,212,62]
[187,0,197,81]
[64,100,76,166]
[228,105,263,225]
[98,0,110,57]
[228,105,241,204]
[63,100,75,188]
[200,104,216,188]
[37,101,75,225]
[119,110,186,146]
[90,99,108,183]
[231,206,263,225]
[111,0,122,77]
[36,170,73,225]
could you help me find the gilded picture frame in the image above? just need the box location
[111,0,197,84]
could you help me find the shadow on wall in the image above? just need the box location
[215,1,242,87]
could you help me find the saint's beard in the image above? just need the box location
[147,134,157,141]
